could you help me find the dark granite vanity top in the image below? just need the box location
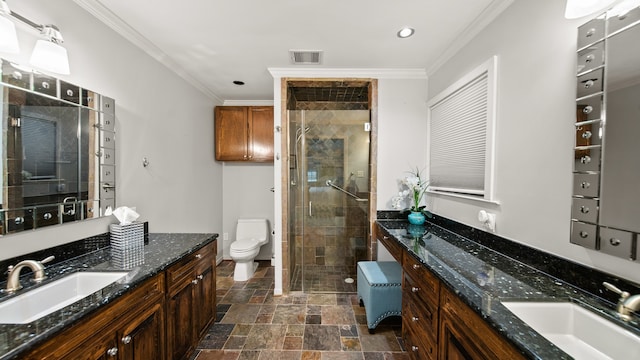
[377,217,640,360]
[0,232,217,360]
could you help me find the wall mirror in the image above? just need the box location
[571,3,640,260]
[0,59,115,236]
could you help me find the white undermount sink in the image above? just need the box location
[503,301,640,360]
[0,272,128,324]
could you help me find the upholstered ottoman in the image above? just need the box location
[357,261,402,333]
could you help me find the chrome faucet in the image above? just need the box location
[603,282,640,321]
[5,256,55,293]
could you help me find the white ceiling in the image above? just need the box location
[74,0,511,102]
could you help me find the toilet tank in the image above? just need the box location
[236,219,269,245]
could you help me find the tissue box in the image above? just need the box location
[110,222,145,268]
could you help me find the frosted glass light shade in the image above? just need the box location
[565,0,618,18]
[30,39,70,75]
[0,15,19,53]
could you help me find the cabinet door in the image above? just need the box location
[166,281,196,360]
[215,106,249,160]
[118,301,165,360]
[195,261,216,337]
[248,106,274,161]
[439,313,484,360]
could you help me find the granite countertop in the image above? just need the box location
[0,233,217,360]
[377,219,640,360]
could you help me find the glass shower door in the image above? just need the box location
[290,109,370,293]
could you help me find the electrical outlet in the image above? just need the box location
[223,233,229,241]
[357,170,364,178]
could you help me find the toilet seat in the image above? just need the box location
[230,239,259,252]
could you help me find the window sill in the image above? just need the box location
[427,189,500,206]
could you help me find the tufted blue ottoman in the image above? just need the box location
[357,261,402,333]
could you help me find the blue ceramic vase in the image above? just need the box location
[408,211,426,225]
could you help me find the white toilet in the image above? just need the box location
[229,218,269,281]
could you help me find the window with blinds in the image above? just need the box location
[427,56,497,201]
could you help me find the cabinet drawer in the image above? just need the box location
[575,121,602,147]
[571,198,598,223]
[574,147,600,172]
[377,225,403,262]
[403,293,438,339]
[577,41,604,74]
[403,321,437,360]
[403,255,439,305]
[576,94,602,121]
[167,242,216,292]
[573,173,600,198]
[403,272,439,312]
[577,68,603,99]
[578,16,605,49]
[571,221,597,249]
[599,227,634,259]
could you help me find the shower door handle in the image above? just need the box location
[309,201,312,217]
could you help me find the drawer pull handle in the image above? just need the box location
[580,231,589,238]
[581,181,590,189]
[122,335,132,344]
[383,236,389,240]
[195,254,203,259]
[580,206,590,214]
[584,80,595,88]
[610,238,621,246]
[411,287,420,293]
[192,279,199,284]
[585,54,595,63]
[411,316,419,322]
[107,347,118,356]
[412,264,420,270]
[583,106,593,114]
[580,155,591,164]
[582,130,592,139]
[197,274,204,280]
[586,28,596,37]
[411,345,419,352]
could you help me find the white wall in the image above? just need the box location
[221,163,275,261]
[425,0,640,283]
[1,0,223,259]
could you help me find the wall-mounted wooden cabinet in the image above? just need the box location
[214,106,274,162]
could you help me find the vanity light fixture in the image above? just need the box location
[565,0,619,19]
[397,27,415,38]
[0,0,19,53]
[0,2,70,75]
[30,25,70,75]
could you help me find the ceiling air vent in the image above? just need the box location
[290,50,323,65]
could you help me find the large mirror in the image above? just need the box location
[0,59,115,235]
[571,3,640,260]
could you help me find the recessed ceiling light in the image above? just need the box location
[397,27,415,38]
[233,80,245,85]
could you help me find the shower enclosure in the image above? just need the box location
[288,109,371,292]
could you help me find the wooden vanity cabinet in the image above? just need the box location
[214,106,274,162]
[439,286,525,360]
[402,253,440,360]
[166,241,217,360]
[25,274,165,360]
[375,224,526,360]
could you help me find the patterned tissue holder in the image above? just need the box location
[110,222,145,268]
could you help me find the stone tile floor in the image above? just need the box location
[191,261,407,360]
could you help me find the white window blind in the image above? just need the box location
[428,56,497,200]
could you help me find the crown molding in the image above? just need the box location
[72,0,223,103]
[223,100,275,106]
[268,67,427,79]
[427,0,514,76]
